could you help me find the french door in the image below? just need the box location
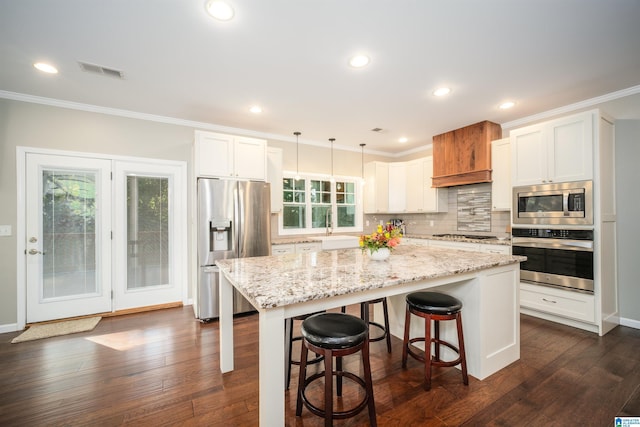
[25,154,112,323]
[24,152,186,323]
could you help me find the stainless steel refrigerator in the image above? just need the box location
[197,178,271,320]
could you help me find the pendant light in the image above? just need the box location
[294,131,301,180]
[360,143,366,185]
[329,138,336,182]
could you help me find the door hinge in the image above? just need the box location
[110,171,113,180]
[111,231,113,240]
[111,290,114,300]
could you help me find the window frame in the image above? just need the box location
[279,172,363,236]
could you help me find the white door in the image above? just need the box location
[25,154,112,323]
[112,161,186,310]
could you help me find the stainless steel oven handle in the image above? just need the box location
[512,237,593,251]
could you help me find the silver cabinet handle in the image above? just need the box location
[28,249,43,255]
[542,298,557,304]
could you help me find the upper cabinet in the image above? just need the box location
[267,147,283,213]
[364,157,447,214]
[364,161,389,213]
[491,138,511,211]
[510,111,593,186]
[387,162,407,213]
[432,121,502,187]
[194,130,267,180]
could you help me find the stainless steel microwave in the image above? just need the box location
[512,180,593,225]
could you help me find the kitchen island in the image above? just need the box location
[216,244,525,426]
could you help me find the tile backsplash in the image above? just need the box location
[364,183,511,238]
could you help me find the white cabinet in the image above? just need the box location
[388,162,407,212]
[271,242,321,256]
[267,147,283,213]
[491,138,511,211]
[428,240,480,252]
[364,162,389,213]
[520,282,595,323]
[364,157,447,214]
[271,244,295,256]
[422,156,448,213]
[194,130,267,180]
[510,111,593,186]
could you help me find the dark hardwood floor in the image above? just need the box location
[1,306,639,426]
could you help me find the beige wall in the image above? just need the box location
[0,98,400,328]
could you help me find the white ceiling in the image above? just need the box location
[1,0,640,155]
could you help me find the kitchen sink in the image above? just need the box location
[308,235,360,250]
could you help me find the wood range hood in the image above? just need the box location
[431,120,502,188]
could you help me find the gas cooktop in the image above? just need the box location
[432,234,497,240]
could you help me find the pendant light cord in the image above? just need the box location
[360,143,366,179]
[329,138,335,180]
[294,131,301,178]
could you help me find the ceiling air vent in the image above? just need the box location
[78,61,125,79]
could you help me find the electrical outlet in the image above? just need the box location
[0,225,12,236]
[429,220,434,227]
[365,220,370,227]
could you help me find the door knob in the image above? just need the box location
[28,249,43,255]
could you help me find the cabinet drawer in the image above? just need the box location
[296,242,322,253]
[520,283,595,323]
[479,244,511,255]
[271,244,295,255]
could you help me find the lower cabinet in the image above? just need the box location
[271,242,322,256]
[520,282,595,323]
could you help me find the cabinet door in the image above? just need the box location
[267,147,283,212]
[510,124,546,186]
[423,156,448,212]
[405,159,424,212]
[491,138,511,210]
[195,131,234,178]
[547,111,593,183]
[388,163,407,212]
[235,137,266,180]
[364,162,389,213]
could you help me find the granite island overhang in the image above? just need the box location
[216,244,526,426]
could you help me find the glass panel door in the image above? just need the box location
[26,154,112,323]
[113,161,186,310]
[127,176,169,289]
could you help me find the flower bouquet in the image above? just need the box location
[359,223,402,260]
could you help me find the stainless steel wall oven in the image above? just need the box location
[512,228,594,294]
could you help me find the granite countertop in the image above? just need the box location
[272,234,511,246]
[216,245,525,310]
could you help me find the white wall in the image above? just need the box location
[615,120,640,325]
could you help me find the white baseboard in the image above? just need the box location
[619,317,640,330]
[0,323,21,334]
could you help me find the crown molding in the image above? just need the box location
[501,84,640,130]
[0,90,397,157]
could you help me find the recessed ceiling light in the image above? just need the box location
[399,137,408,143]
[433,87,451,97]
[499,101,515,109]
[33,62,58,74]
[249,105,262,114]
[349,55,370,68]
[205,0,234,21]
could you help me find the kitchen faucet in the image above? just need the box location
[325,209,333,235]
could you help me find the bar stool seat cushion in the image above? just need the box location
[406,292,462,315]
[302,313,368,349]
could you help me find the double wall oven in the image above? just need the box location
[512,180,594,294]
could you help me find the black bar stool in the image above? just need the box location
[296,312,377,426]
[401,291,469,390]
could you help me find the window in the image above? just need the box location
[281,174,361,235]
